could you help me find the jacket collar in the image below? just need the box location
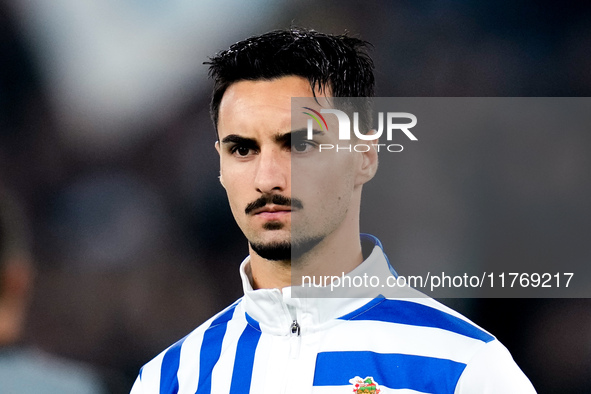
[238,235,397,336]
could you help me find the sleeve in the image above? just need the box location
[129,352,166,394]
[455,340,537,393]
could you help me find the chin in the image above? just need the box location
[249,232,325,262]
[250,240,291,261]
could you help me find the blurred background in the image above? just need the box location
[0,0,590,392]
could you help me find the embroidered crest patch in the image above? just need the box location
[349,376,381,393]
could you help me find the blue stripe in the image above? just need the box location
[196,303,239,394]
[160,336,187,394]
[339,298,494,343]
[229,314,262,394]
[313,351,466,394]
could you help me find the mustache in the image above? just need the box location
[245,194,303,215]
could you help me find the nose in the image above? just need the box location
[254,148,289,194]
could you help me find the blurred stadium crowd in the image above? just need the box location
[1,1,590,392]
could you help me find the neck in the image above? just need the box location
[248,204,363,290]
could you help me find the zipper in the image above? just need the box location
[289,320,301,359]
[290,320,300,335]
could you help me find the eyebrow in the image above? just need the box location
[221,129,324,146]
[276,128,324,144]
[221,134,258,146]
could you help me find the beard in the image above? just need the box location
[245,193,319,261]
[249,232,323,262]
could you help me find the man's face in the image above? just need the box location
[216,76,368,261]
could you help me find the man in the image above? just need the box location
[131,28,536,393]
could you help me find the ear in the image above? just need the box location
[355,134,379,187]
[214,141,226,188]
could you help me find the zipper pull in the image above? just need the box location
[290,320,300,336]
[289,320,302,359]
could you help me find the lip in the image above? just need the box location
[252,205,292,219]
[256,211,291,220]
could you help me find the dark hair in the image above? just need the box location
[206,28,375,132]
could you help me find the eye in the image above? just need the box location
[292,140,316,154]
[230,145,257,157]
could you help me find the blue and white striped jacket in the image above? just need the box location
[131,237,535,394]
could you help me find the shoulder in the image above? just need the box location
[131,298,244,394]
[339,295,496,345]
[335,296,536,392]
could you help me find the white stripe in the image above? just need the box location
[139,351,165,394]
[177,327,207,393]
[248,333,283,393]
[210,309,247,393]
